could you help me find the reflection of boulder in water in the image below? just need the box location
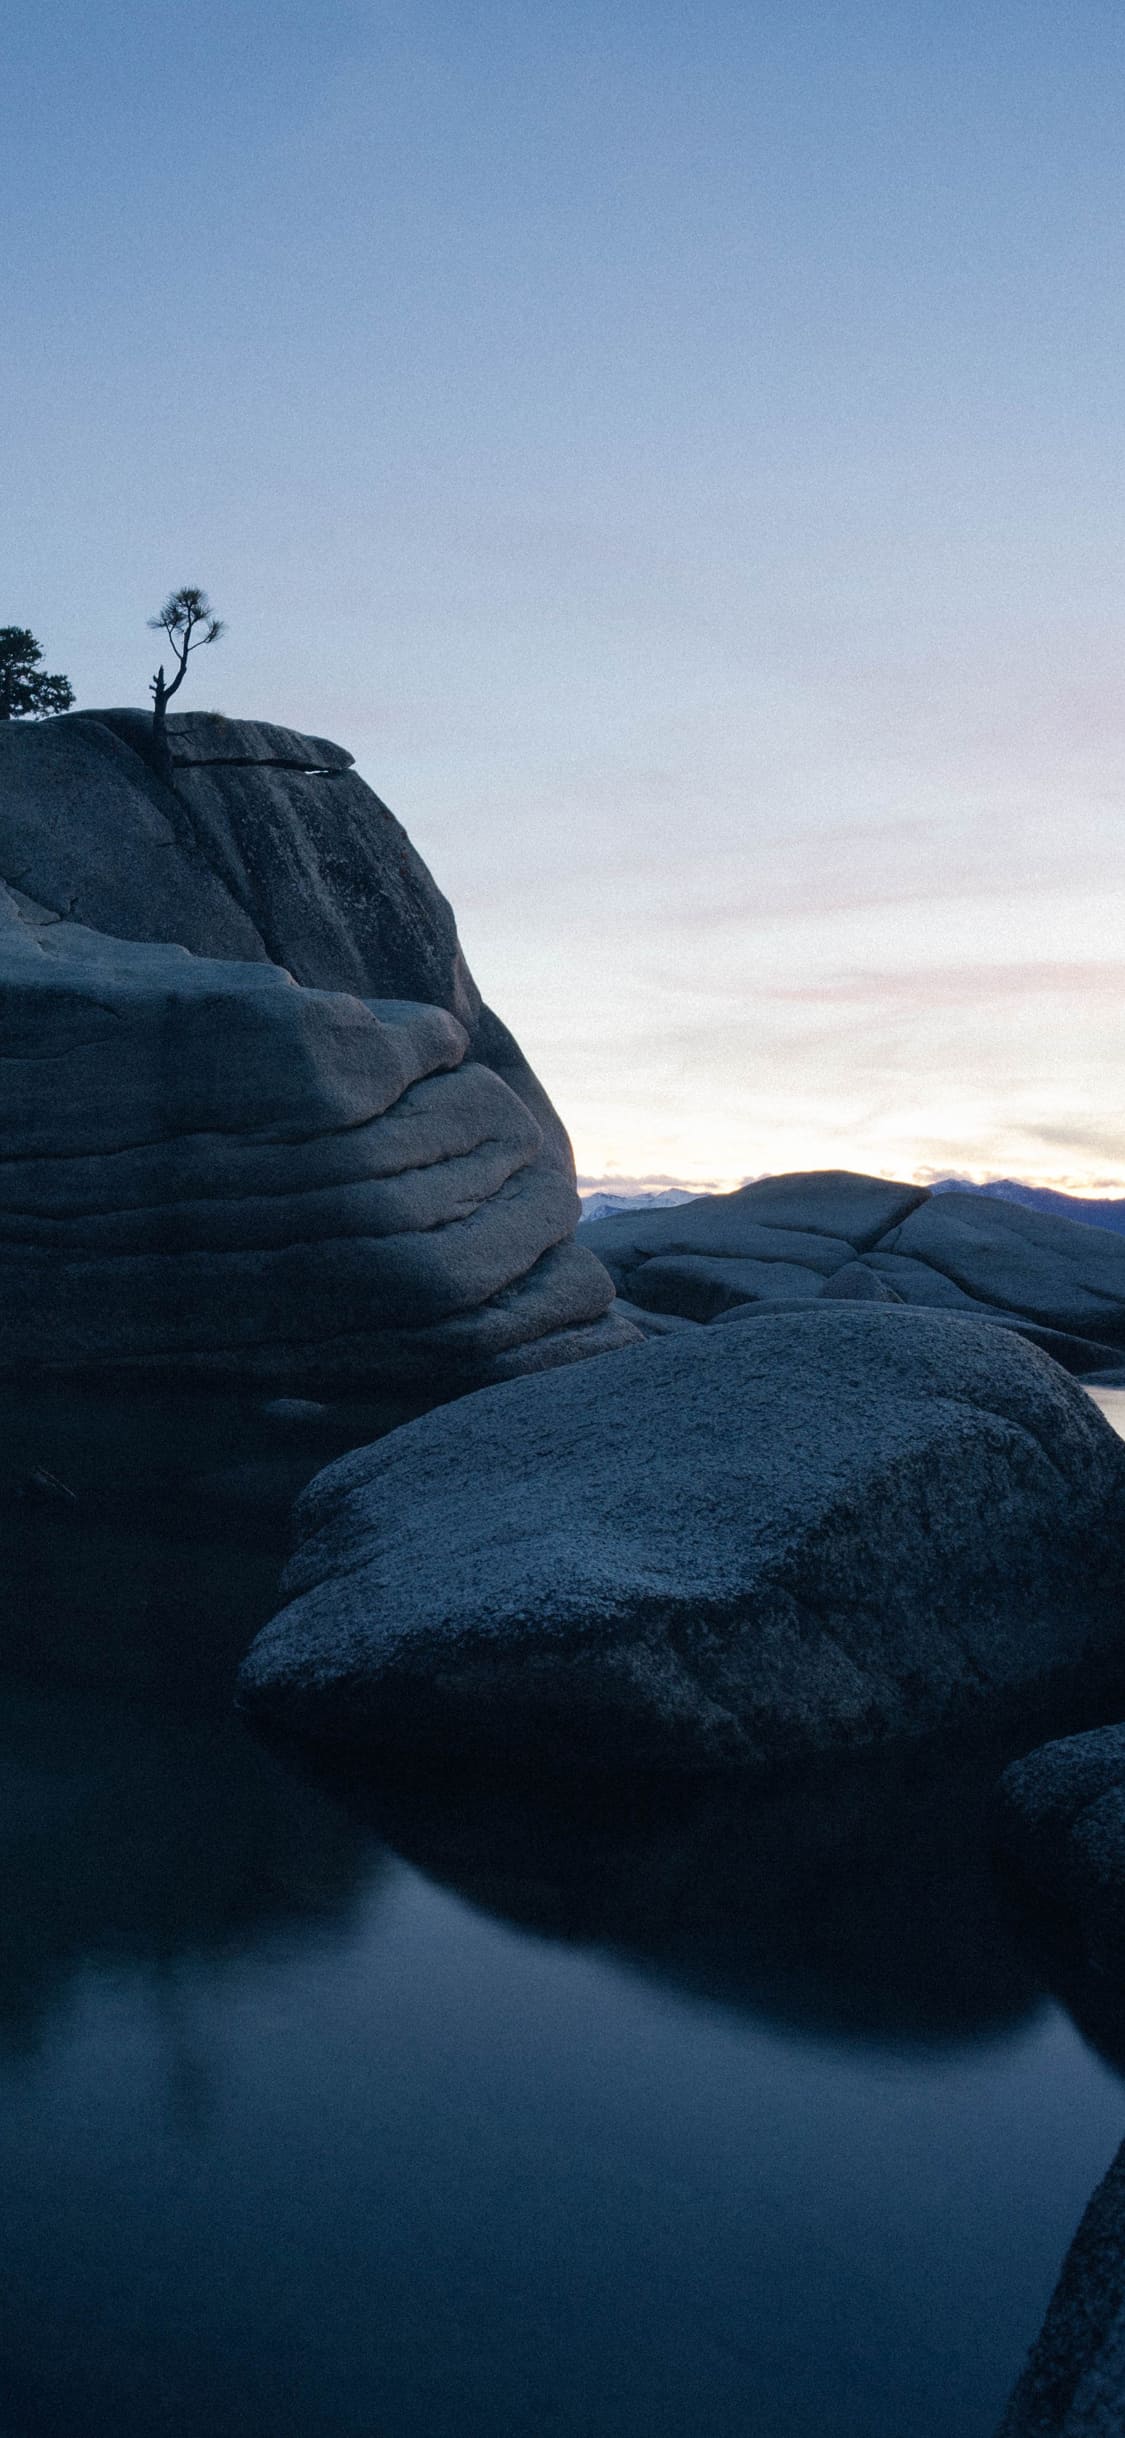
[296,1733,1050,2050]
[0,1678,377,2055]
[990,1868,1125,2086]
[1030,1949,1125,2086]
[0,1384,380,2053]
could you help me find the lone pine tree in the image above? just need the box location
[148,587,225,780]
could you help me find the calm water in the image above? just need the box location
[2,1387,1124,2438]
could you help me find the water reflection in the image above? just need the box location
[996,1879,1125,2081]
[0,1385,387,2053]
[4,1388,1125,2438]
[0,1679,377,2056]
[293,1736,1053,2052]
[2,1372,1117,2066]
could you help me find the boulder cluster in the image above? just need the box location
[6,708,1125,1777]
[9,706,1125,2427]
[580,1169,1125,1378]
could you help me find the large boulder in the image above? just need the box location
[999,2137,1125,2436]
[580,1172,1125,1377]
[997,1724,1125,1977]
[237,1307,1125,1771]
[0,711,635,1389]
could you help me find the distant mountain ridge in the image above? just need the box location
[578,1188,696,1223]
[580,1175,1125,1237]
[930,1178,1125,1237]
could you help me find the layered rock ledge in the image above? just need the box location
[0,711,636,1390]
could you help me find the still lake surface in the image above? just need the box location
[3,1385,1125,2438]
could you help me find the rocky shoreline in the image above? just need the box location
[7,705,1125,2430]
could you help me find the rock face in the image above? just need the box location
[0,711,635,1390]
[237,1307,1125,1772]
[580,1171,1125,1377]
[997,1725,1125,1977]
[999,2137,1125,2436]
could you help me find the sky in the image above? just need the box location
[4,0,1125,1192]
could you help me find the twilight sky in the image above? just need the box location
[5,1,1125,1191]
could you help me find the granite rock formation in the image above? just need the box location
[581,1171,1125,1378]
[237,1306,1125,1772]
[0,710,635,1390]
[999,2136,1125,2436]
[997,1724,1125,1978]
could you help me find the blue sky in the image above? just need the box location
[5,1,1125,1188]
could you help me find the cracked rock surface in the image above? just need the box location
[0,710,635,1390]
[237,1306,1125,1771]
[581,1170,1125,1378]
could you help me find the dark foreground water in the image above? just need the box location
[2,1388,1124,2438]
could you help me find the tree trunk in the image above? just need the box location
[151,671,173,787]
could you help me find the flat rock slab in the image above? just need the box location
[238,1307,1125,1772]
[580,1170,1125,1377]
[86,708,356,769]
[997,1724,1125,1975]
[1000,2137,1125,2436]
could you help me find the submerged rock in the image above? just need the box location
[999,2137,1125,2436]
[238,1306,1125,1772]
[997,1724,1125,1977]
[0,710,635,1391]
[580,1171,1125,1376]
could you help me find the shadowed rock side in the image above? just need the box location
[238,1307,1125,1773]
[999,2138,1125,2437]
[997,1725,1125,1981]
[581,1170,1125,1378]
[0,711,636,1388]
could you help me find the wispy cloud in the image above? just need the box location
[1008,1120,1125,1162]
[577,1170,736,1195]
[764,960,1125,1007]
